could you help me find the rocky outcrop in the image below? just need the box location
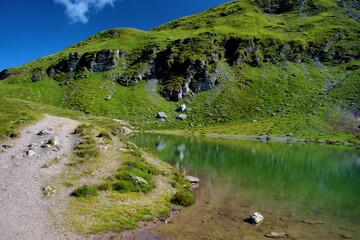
[47,49,126,80]
[117,66,151,86]
[253,0,316,14]
[32,68,45,82]
[224,35,360,66]
[117,36,222,101]
[0,69,11,81]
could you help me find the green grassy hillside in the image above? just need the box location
[0,0,359,143]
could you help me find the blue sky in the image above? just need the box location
[0,0,230,71]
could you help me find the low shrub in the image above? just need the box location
[73,185,98,197]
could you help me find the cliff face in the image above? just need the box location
[46,49,126,81]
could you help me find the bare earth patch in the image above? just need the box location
[0,115,80,240]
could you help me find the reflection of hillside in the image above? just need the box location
[131,133,360,222]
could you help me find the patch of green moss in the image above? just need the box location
[172,187,195,206]
[73,185,98,198]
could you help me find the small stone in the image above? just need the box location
[189,123,195,127]
[38,129,53,136]
[48,137,60,146]
[271,113,276,116]
[27,150,35,157]
[250,212,264,224]
[285,133,293,137]
[252,120,257,123]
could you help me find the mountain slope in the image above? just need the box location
[0,0,359,143]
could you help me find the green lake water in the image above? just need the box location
[130,133,360,239]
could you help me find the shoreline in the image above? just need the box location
[135,130,360,146]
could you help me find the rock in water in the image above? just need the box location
[250,212,264,224]
[177,114,187,120]
[157,112,167,119]
[265,232,287,238]
[185,175,200,183]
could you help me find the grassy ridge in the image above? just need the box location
[0,99,42,141]
[0,0,359,142]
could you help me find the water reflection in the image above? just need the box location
[131,133,360,226]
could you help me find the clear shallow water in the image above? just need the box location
[131,133,360,239]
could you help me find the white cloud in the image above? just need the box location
[54,0,118,24]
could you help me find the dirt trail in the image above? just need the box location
[0,115,79,240]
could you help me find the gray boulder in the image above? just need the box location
[178,104,186,112]
[157,112,167,119]
[177,114,187,120]
[285,133,293,137]
[185,175,200,183]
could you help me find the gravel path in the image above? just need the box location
[0,115,79,240]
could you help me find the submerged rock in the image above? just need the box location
[250,212,264,224]
[265,232,287,238]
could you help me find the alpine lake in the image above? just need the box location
[130,133,360,240]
